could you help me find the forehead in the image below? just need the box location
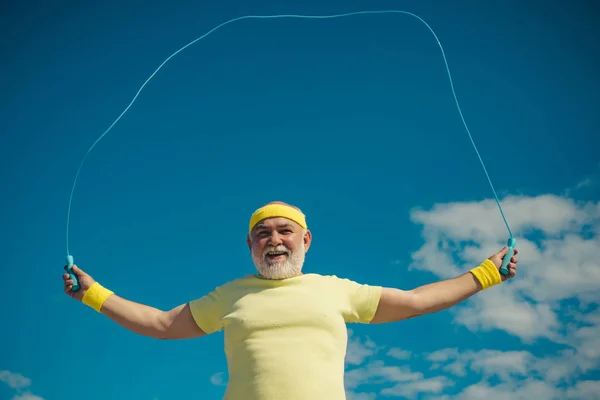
[253,217,299,231]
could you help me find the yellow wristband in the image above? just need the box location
[82,282,114,312]
[470,259,502,290]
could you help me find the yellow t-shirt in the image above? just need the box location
[189,273,382,400]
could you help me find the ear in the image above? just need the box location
[303,229,312,252]
[246,234,252,250]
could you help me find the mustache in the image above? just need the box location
[263,245,290,256]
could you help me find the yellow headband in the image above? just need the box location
[249,203,307,234]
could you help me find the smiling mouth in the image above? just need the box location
[266,251,288,260]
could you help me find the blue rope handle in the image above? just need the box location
[65,10,515,290]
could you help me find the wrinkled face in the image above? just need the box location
[247,217,312,280]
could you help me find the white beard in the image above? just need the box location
[252,241,305,280]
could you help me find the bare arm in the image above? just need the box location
[100,295,205,339]
[371,272,481,324]
[63,265,205,340]
[371,247,518,324]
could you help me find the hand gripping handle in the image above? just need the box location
[65,255,81,292]
[499,237,516,276]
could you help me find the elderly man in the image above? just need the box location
[63,201,518,400]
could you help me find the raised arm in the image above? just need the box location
[371,246,518,324]
[63,265,205,340]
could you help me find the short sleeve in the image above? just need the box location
[333,277,383,324]
[188,287,225,335]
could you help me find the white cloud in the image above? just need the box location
[575,177,592,190]
[468,350,533,381]
[381,375,454,398]
[565,163,600,196]
[427,348,469,377]
[455,379,559,400]
[386,348,411,360]
[571,314,600,360]
[565,380,600,399]
[346,360,424,390]
[344,329,430,398]
[346,336,600,400]
[12,395,45,400]
[210,372,227,386]
[345,336,456,399]
[410,195,599,242]
[408,194,600,342]
[0,371,31,390]
[346,391,377,400]
[345,191,600,399]
[447,378,600,400]
[345,329,378,366]
[0,371,44,400]
[426,348,460,363]
[453,285,561,342]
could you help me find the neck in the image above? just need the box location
[256,271,304,280]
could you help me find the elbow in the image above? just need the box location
[149,311,173,340]
[139,331,170,340]
[409,290,447,316]
[403,290,430,318]
[152,330,170,340]
[136,327,171,340]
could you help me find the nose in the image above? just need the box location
[268,232,283,246]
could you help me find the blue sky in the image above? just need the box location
[1,0,599,399]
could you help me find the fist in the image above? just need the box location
[63,265,96,301]
[488,246,519,281]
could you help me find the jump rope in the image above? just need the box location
[64,10,516,291]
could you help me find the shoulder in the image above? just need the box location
[309,274,382,323]
[187,275,263,333]
[201,274,263,296]
[295,273,349,287]
[189,275,262,306]
[302,274,381,294]
[311,273,374,287]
